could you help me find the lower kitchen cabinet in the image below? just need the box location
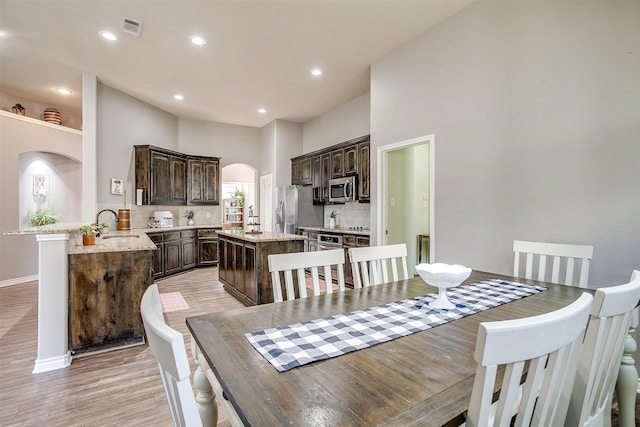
[149,228,200,279]
[182,229,197,269]
[197,228,219,266]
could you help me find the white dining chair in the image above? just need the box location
[513,240,594,288]
[140,284,216,427]
[268,248,346,302]
[349,243,409,288]
[565,270,640,427]
[466,293,593,427]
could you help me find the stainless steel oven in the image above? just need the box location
[317,233,342,251]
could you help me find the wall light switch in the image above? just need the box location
[206,212,211,218]
[390,197,395,207]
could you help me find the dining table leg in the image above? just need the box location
[615,307,638,427]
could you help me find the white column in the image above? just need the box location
[33,233,71,373]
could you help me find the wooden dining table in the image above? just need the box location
[186,270,589,426]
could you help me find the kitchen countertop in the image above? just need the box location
[68,231,157,255]
[297,226,370,236]
[217,229,306,243]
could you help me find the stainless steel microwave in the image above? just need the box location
[329,176,356,203]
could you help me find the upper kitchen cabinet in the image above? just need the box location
[291,134,370,204]
[311,153,331,204]
[135,145,220,206]
[291,157,312,186]
[187,156,220,205]
[358,141,370,202]
[331,148,345,179]
[135,146,186,205]
[344,145,358,176]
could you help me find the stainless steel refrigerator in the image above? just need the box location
[275,185,323,234]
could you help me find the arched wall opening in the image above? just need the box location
[18,151,83,229]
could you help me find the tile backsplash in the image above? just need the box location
[324,202,370,229]
[95,204,221,229]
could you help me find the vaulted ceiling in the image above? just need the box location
[0,1,470,128]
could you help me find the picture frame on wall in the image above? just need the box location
[111,178,123,195]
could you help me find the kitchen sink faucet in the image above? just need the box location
[95,209,119,234]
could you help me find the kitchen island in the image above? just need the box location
[217,230,305,305]
[68,231,156,354]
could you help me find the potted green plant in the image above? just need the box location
[30,207,62,226]
[79,224,98,245]
[185,210,195,226]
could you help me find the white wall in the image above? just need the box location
[274,120,303,188]
[97,83,179,206]
[303,92,370,153]
[179,117,261,170]
[370,1,640,286]
[0,112,82,281]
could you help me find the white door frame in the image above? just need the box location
[377,134,435,262]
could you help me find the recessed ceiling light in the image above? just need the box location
[190,35,206,46]
[55,88,72,95]
[99,31,117,41]
[311,68,322,77]
[174,94,184,101]
[258,108,267,114]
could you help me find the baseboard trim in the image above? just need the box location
[0,275,38,288]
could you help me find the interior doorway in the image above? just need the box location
[378,135,434,276]
[221,163,257,230]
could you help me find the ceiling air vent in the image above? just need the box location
[121,17,143,37]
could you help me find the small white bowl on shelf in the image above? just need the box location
[415,263,472,309]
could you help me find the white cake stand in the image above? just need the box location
[415,263,472,309]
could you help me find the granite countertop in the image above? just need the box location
[217,229,306,243]
[3,222,86,236]
[297,226,371,236]
[133,225,222,233]
[68,231,157,255]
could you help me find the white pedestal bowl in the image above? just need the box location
[415,263,472,310]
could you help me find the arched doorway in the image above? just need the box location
[221,163,257,230]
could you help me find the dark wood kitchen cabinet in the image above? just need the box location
[148,229,198,279]
[187,156,220,205]
[331,148,345,179]
[292,157,312,186]
[135,145,187,205]
[197,228,219,266]
[358,141,370,202]
[163,231,182,276]
[290,135,370,204]
[181,229,197,270]
[344,144,358,175]
[135,145,221,206]
[69,250,153,353]
[147,232,165,280]
[217,232,303,305]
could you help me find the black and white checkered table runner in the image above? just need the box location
[246,280,546,372]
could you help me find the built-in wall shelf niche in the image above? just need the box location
[0,110,82,135]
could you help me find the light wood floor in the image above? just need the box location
[1,268,637,426]
[0,268,244,427]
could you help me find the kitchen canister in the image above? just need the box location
[117,209,132,230]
